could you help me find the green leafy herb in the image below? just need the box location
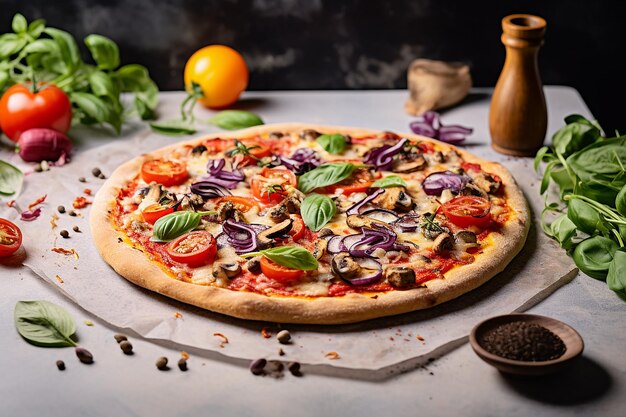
[572,236,618,280]
[151,211,215,242]
[372,175,407,189]
[607,249,626,295]
[298,162,357,193]
[0,14,158,133]
[0,160,23,196]
[301,193,337,231]
[209,110,264,130]
[550,215,577,250]
[225,140,261,158]
[316,134,347,154]
[14,300,77,347]
[149,119,196,136]
[245,246,318,271]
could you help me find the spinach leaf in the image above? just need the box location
[301,193,337,231]
[316,134,347,154]
[567,198,610,235]
[551,215,577,250]
[208,110,264,130]
[551,114,602,158]
[615,184,626,217]
[607,249,626,295]
[372,175,407,189]
[0,160,23,196]
[14,301,77,347]
[151,211,212,242]
[572,236,618,280]
[298,163,357,193]
[258,246,318,271]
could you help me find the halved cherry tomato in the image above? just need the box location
[166,231,217,267]
[0,218,22,257]
[231,140,272,167]
[461,162,482,173]
[141,159,188,186]
[250,167,297,204]
[288,215,306,242]
[325,167,380,196]
[260,256,304,283]
[141,203,174,224]
[441,196,492,228]
[205,138,234,153]
[215,196,258,212]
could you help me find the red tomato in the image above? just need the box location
[461,162,482,173]
[141,203,175,224]
[441,196,492,228]
[204,138,234,153]
[260,256,304,283]
[325,167,380,195]
[250,167,297,204]
[215,196,258,212]
[288,215,306,242]
[141,159,188,186]
[232,140,272,166]
[0,218,22,257]
[166,231,217,267]
[0,84,72,142]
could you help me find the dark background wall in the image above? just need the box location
[2,0,624,134]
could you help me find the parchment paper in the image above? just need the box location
[2,129,576,371]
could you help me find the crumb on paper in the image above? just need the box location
[51,247,79,260]
[83,188,92,196]
[261,327,272,339]
[416,335,425,341]
[213,332,229,348]
[181,351,190,360]
[174,311,183,319]
[84,321,94,326]
[325,351,340,360]
[73,196,92,209]
[55,275,64,284]
[6,200,16,208]
[50,213,59,229]
[389,337,395,341]
[28,194,47,210]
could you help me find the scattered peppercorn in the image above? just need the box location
[60,230,69,238]
[56,360,65,371]
[92,168,101,177]
[156,357,168,370]
[75,347,94,364]
[480,321,566,362]
[73,226,81,233]
[278,348,285,356]
[249,358,266,375]
[98,173,106,179]
[276,330,291,344]
[287,362,301,376]
[57,205,66,214]
[78,177,86,183]
[120,341,133,355]
[178,358,188,371]
[114,334,127,343]
[68,210,77,217]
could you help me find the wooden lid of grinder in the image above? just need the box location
[502,14,546,47]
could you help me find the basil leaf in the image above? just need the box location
[70,92,111,124]
[150,119,196,136]
[301,193,337,232]
[0,71,9,90]
[316,134,347,154]
[372,175,407,189]
[208,110,264,130]
[0,34,27,59]
[607,249,626,295]
[14,301,77,347]
[0,160,24,196]
[12,14,28,34]
[44,28,81,72]
[112,64,159,119]
[151,211,201,242]
[23,38,57,54]
[298,163,357,193]
[27,18,46,38]
[89,70,119,100]
[84,34,120,70]
[260,246,319,271]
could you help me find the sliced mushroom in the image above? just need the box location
[283,196,301,214]
[460,183,489,199]
[188,193,204,208]
[258,218,293,245]
[269,131,285,139]
[471,172,501,194]
[299,129,321,141]
[426,151,445,164]
[268,203,290,223]
[246,257,262,273]
[145,183,162,201]
[313,239,328,260]
[385,266,416,288]
[392,154,427,173]
[454,230,477,244]
[372,187,414,212]
[318,228,334,238]
[331,253,361,280]
[218,202,246,223]
[346,214,392,231]
[212,262,242,280]
[191,145,207,155]
[432,232,454,255]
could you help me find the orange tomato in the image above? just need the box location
[215,196,258,212]
[184,45,249,109]
[141,203,175,224]
[141,159,188,186]
[260,257,304,283]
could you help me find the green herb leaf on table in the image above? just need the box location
[149,119,197,136]
[208,110,264,130]
[567,198,611,235]
[14,301,77,347]
[258,246,319,271]
[301,193,337,231]
[0,160,23,196]
[572,236,618,280]
[316,134,347,154]
[298,163,357,193]
[550,215,577,250]
[372,175,407,189]
[151,211,215,242]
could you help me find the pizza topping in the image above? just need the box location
[191,144,208,155]
[250,167,297,204]
[460,183,489,200]
[212,262,242,280]
[422,171,470,196]
[331,252,361,279]
[468,171,502,194]
[393,213,421,232]
[142,203,175,224]
[391,154,427,173]
[219,219,269,254]
[312,239,328,260]
[332,253,383,286]
[141,159,188,186]
[454,230,478,245]
[371,187,413,212]
[385,266,416,288]
[363,138,408,171]
[190,180,232,199]
[346,214,391,231]
[258,218,293,242]
[151,211,216,242]
[420,212,449,240]
[346,188,385,216]
[277,148,322,175]
[360,208,401,224]
[432,232,454,255]
[205,159,245,189]
[297,162,357,194]
[441,196,492,228]
[299,129,322,141]
[166,231,217,267]
[245,256,262,273]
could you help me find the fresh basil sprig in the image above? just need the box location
[244,246,318,271]
[372,175,407,189]
[0,160,23,196]
[151,210,215,242]
[316,134,347,154]
[14,301,77,347]
[0,14,159,133]
[301,193,337,231]
[209,110,264,130]
[298,162,357,193]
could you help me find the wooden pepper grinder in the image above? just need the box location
[489,14,547,156]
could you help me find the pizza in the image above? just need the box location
[90,123,529,324]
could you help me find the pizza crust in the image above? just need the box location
[90,123,530,324]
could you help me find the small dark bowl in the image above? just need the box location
[469,313,584,376]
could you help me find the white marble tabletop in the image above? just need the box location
[1,88,624,417]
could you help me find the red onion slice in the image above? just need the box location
[327,235,347,253]
[190,181,232,199]
[393,213,421,232]
[409,111,473,144]
[422,171,469,196]
[343,258,383,286]
[206,159,245,189]
[218,220,268,254]
[361,208,400,223]
[363,138,408,171]
[346,188,385,216]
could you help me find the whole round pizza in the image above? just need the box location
[90,124,529,324]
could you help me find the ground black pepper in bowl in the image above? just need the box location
[480,321,566,362]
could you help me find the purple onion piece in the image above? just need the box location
[190,181,232,199]
[327,235,347,253]
[20,207,42,221]
[278,148,322,175]
[422,171,470,196]
[409,111,473,144]
[361,208,400,223]
[346,188,385,216]
[393,213,421,232]
[343,258,383,286]
[205,159,245,189]
[220,220,268,254]
[363,138,408,171]
[408,122,437,138]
